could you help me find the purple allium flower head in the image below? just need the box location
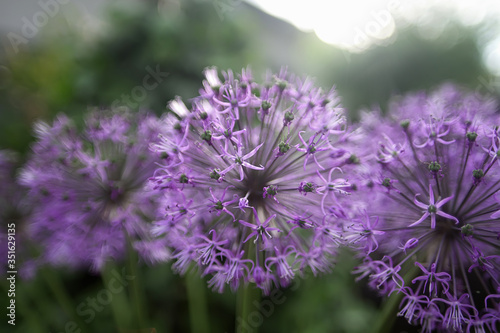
[351,85,500,332]
[20,110,168,271]
[150,67,362,293]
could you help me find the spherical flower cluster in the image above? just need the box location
[351,85,500,332]
[150,68,361,293]
[20,110,168,271]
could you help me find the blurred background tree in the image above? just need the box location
[1,0,498,152]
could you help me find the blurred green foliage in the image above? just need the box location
[1,1,496,153]
[0,0,260,153]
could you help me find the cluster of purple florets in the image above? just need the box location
[19,111,168,271]
[5,67,500,332]
[149,68,364,293]
[349,85,500,332]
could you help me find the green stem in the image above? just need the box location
[40,267,90,332]
[236,282,261,333]
[373,289,403,333]
[236,241,261,333]
[101,261,133,332]
[126,231,147,329]
[186,268,210,333]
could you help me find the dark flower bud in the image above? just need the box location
[179,174,189,184]
[284,111,294,124]
[428,161,441,173]
[400,119,410,130]
[209,169,221,180]
[348,154,360,165]
[466,132,478,142]
[201,130,212,143]
[261,101,272,111]
[278,141,290,155]
[461,224,474,236]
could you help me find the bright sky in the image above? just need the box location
[248,0,500,75]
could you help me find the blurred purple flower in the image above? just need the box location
[20,111,168,271]
[351,85,500,332]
